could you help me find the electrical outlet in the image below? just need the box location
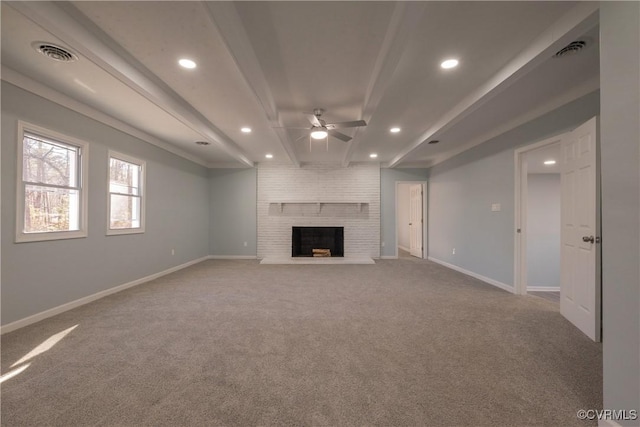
[452,248,456,255]
[381,242,385,247]
[243,241,247,247]
[171,249,175,256]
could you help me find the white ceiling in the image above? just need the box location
[527,142,561,174]
[1,1,600,169]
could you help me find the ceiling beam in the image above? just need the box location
[386,2,599,168]
[2,66,210,167]
[341,2,427,167]
[203,1,300,168]
[428,77,600,169]
[8,1,254,167]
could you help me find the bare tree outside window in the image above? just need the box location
[22,135,80,233]
[109,155,143,231]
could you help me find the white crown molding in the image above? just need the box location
[388,1,600,168]
[2,66,209,168]
[207,162,253,169]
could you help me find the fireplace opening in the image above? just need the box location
[292,227,344,257]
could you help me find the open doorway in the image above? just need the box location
[515,134,563,298]
[396,181,427,259]
[524,142,561,302]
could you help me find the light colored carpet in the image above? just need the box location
[1,258,601,426]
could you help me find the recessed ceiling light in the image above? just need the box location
[311,129,328,140]
[241,127,252,133]
[178,58,197,69]
[440,58,459,69]
[195,141,210,146]
[265,154,273,159]
[390,127,401,133]
[544,160,557,165]
[369,153,378,159]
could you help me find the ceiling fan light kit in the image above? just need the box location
[310,129,328,140]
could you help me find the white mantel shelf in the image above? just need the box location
[270,201,369,214]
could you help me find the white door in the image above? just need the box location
[409,184,423,258]
[560,117,600,341]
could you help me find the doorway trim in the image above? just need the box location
[395,181,428,259]
[513,133,566,295]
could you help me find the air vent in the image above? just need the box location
[554,40,588,58]
[32,42,78,62]
[428,140,440,144]
[195,141,211,146]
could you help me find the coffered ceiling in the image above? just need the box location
[1,1,599,168]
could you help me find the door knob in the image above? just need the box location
[582,235,595,243]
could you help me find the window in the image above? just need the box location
[107,151,145,235]
[16,122,89,242]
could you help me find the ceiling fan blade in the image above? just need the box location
[328,130,352,142]
[328,120,367,129]
[305,113,322,127]
[272,126,310,129]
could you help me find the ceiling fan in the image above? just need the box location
[277,108,367,143]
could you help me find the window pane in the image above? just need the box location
[24,185,80,233]
[23,134,78,187]
[109,158,140,195]
[110,194,141,229]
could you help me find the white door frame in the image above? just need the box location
[395,181,428,259]
[514,134,566,295]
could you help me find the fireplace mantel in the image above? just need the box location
[269,201,368,214]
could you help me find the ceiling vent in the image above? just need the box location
[553,40,589,58]
[195,141,211,146]
[32,42,78,63]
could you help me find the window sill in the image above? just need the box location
[16,230,88,243]
[106,228,145,236]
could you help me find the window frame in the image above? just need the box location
[15,121,89,243]
[106,150,146,236]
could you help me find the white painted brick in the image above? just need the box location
[257,163,380,258]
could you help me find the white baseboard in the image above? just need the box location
[428,257,515,294]
[0,256,209,335]
[380,256,398,260]
[527,286,560,292]
[208,255,257,260]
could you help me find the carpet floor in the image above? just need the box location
[1,258,602,426]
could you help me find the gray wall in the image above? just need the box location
[526,174,560,288]
[380,168,428,257]
[1,82,210,326]
[426,91,600,288]
[209,168,257,257]
[428,148,515,284]
[600,2,640,422]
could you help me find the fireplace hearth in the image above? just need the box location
[292,227,344,257]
